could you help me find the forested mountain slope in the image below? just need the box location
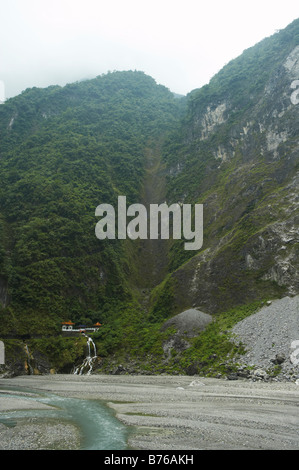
[0,71,183,338]
[161,19,299,315]
[0,19,298,376]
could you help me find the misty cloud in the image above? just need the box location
[1,0,298,99]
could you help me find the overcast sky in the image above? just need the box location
[0,0,298,100]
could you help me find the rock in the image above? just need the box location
[163,336,190,357]
[112,364,127,375]
[271,353,286,365]
[252,368,269,380]
[226,373,238,380]
[189,379,205,387]
[237,367,250,378]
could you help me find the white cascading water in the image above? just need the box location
[74,333,97,375]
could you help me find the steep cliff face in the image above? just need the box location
[163,20,299,314]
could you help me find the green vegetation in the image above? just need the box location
[0,71,182,338]
[164,302,262,375]
[93,300,262,376]
[1,19,299,375]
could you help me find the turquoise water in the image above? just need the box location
[0,387,130,450]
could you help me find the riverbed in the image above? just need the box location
[0,374,299,450]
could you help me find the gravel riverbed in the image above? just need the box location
[0,374,298,450]
[0,295,298,451]
[0,417,80,450]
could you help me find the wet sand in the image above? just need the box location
[0,374,299,450]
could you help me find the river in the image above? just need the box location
[0,385,130,450]
[1,333,132,450]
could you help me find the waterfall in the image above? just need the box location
[74,334,97,375]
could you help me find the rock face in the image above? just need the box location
[164,23,299,315]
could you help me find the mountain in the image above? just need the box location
[0,71,183,332]
[161,18,299,315]
[0,19,298,377]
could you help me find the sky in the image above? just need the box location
[0,0,299,100]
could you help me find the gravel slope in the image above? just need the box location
[231,295,299,381]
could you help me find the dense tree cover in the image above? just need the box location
[0,71,183,335]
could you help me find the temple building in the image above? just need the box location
[61,321,101,333]
[61,321,75,331]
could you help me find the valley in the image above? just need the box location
[0,19,298,379]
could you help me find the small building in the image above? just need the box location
[61,321,75,331]
[61,320,102,334]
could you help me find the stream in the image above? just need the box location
[0,334,132,450]
[0,385,130,450]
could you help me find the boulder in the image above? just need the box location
[251,368,269,380]
[271,353,286,365]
